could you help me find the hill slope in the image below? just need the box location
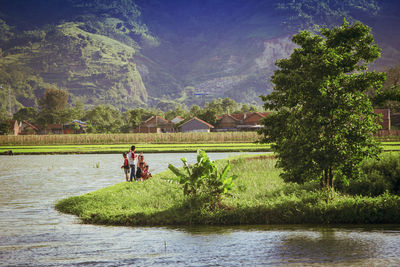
[0,0,399,112]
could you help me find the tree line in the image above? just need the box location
[0,88,261,134]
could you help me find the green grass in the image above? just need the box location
[2,141,400,154]
[55,154,400,226]
[0,143,270,154]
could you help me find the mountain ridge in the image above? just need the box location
[0,0,399,112]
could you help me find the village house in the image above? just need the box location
[133,116,175,133]
[20,121,40,135]
[40,124,64,135]
[178,117,214,133]
[63,120,88,134]
[215,112,269,131]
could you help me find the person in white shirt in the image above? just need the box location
[127,145,136,181]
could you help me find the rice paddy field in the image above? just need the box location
[0,132,259,146]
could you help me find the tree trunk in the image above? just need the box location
[329,167,334,190]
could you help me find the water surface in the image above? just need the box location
[1,153,400,266]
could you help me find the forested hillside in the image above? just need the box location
[0,0,399,113]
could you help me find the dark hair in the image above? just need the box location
[123,152,127,156]
[131,145,135,150]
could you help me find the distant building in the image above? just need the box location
[133,116,175,133]
[179,117,214,133]
[40,124,64,135]
[63,120,87,134]
[215,112,269,131]
[20,121,40,135]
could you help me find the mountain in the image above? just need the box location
[0,0,399,112]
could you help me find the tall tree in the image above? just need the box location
[39,88,68,112]
[37,87,70,125]
[13,107,38,122]
[84,105,123,133]
[259,21,385,188]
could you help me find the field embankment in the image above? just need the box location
[55,154,400,226]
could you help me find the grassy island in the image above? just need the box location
[56,154,400,226]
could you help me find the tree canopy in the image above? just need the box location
[259,20,385,188]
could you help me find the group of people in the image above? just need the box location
[121,145,152,182]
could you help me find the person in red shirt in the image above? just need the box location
[121,152,130,182]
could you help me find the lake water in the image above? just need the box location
[1,153,400,266]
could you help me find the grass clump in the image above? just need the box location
[56,154,400,226]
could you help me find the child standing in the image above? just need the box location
[121,152,130,182]
[128,145,136,181]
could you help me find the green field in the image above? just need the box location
[0,143,271,154]
[2,141,400,154]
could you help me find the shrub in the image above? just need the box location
[343,153,400,196]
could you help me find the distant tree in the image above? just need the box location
[190,105,202,117]
[198,108,219,126]
[13,107,38,122]
[221,97,239,114]
[84,105,123,133]
[259,21,385,189]
[0,107,11,134]
[122,108,150,132]
[370,65,400,112]
[39,88,68,112]
[68,100,85,120]
[204,99,224,115]
[37,88,70,125]
[165,106,187,121]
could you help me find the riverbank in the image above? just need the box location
[56,154,400,225]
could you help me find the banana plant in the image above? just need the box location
[167,150,236,205]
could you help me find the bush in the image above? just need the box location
[344,153,400,196]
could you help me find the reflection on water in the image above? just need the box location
[1,153,400,266]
